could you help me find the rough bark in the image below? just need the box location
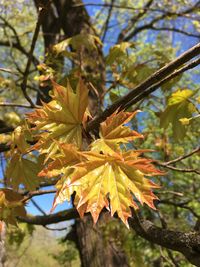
[76,214,129,267]
[129,212,200,267]
[19,209,200,266]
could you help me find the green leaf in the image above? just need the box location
[6,153,41,191]
[160,89,195,140]
[0,189,26,226]
[106,42,135,65]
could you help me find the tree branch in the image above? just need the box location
[18,208,79,225]
[20,5,47,107]
[158,164,200,175]
[164,146,200,165]
[22,189,56,202]
[121,1,200,41]
[86,42,200,132]
[0,102,39,109]
[18,208,200,266]
[129,211,200,267]
[101,0,115,42]
[150,26,200,39]
[123,56,200,109]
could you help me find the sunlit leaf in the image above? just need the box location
[53,34,102,55]
[51,150,161,227]
[27,79,89,159]
[106,42,135,65]
[91,110,143,154]
[160,89,195,139]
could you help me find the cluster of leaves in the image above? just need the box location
[1,34,200,231]
[26,79,161,227]
[1,76,163,228]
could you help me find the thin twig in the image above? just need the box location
[22,189,56,202]
[0,102,40,109]
[158,164,200,175]
[0,67,19,75]
[164,146,200,165]
[30,198,46,215]
[44,226,68,231]
[101,0,115,42]
[20,6,46,107]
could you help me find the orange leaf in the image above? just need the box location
[91,110,143,154]
[52,150,161,227]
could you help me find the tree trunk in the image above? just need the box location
[75,214,129,267]
[34,0,130,266]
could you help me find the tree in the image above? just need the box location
[0,0,200,266]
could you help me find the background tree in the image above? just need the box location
[0,0,200,266]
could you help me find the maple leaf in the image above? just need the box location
[27,79,89,160]
[39,144,86,210]
[0,189,26,226]
[160,89,195,140]
[52,150,161,227]
[6,153,41,191]
[39,144,85,178]
[10,124,32,154]
[91,110,143,154]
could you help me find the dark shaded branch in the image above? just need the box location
[101,0,115,42]
[86,42,200,132]
[18,208,79,225]
[44,225,68,231]
[122,1,200,41]
[150,26,200,39]
[0,103,39,109]
[18,208,200,266]
[22,189,56,202]
[129,211,200,267]
[72,2,200,15]
[30,199,46,215]
[0,14,38,66]
[0,40,39,66]
[157,146,200,175]
[123,57,200,109]
[158,164,200,175]
[159,200,200,218]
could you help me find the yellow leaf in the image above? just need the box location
[38,144,85,178]
[52,150,161,227]
[168,89,194,106]
[179,118,190,125]
[91,110,143,154]
[27,79,89,159]
[4,112,21,127]
[160,89,194,140]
